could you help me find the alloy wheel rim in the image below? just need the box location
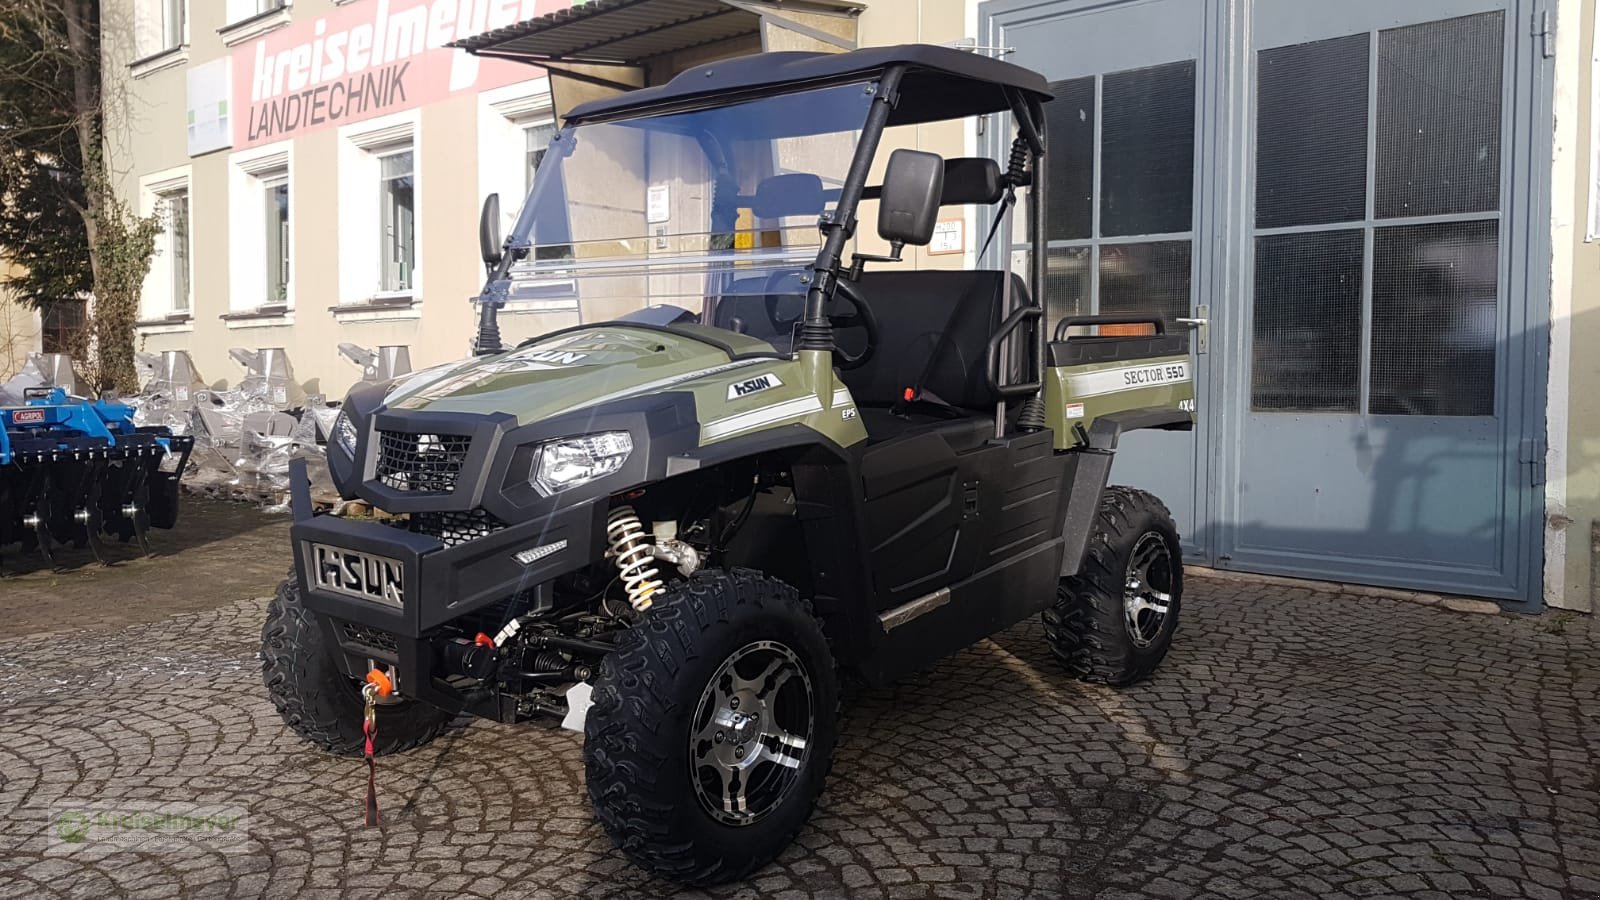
[689,639,814,826]
[1123,532,1174,648]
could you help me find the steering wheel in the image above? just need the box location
[828,277,880,370]
[763,269,807,337]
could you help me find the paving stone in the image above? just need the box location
[0,573,1596,897]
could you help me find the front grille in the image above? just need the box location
[375,430,472,493]
[340,621,399,655]
[406,508,508,548]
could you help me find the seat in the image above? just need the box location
[838,269,1032,443]
[712,160,1017,370]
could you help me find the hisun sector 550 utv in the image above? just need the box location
[264,44,1195,884]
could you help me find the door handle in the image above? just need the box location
[1179,305,1209,354]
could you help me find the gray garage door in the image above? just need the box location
[983,0,1550,601]
[989,0,1216,560]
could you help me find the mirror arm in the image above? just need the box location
[801,68,905,353]
[845,241,904,281]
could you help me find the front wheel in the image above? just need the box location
[260,578,455,757]
[1045,487,1183,686]
[584,568,838,886]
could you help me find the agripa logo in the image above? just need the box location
[727,374,783,400]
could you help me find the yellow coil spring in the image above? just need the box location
[606,506,662,611]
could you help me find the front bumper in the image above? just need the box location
[287,458,606,716]
[288,458,606,639]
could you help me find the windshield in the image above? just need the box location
[502,82,875,353]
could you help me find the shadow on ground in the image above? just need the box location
[0,497,292,637]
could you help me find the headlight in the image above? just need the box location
[531,432,633,495]
[332,410,359,456]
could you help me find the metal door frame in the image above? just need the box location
[980,0,1554,603]
[1213,0,1553,604]
[979,0,1228,565]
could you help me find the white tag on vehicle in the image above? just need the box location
[561,682,594,733]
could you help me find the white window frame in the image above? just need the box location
[132,0,189,71]
[221,0,293,47]
[262,172,291,306]
[160,0,187,49]
[377,148,417,294]
[137,167,194,327]
[228,142,294,317]
[476,79,577,313]
[338,110,423,309]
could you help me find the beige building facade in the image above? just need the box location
[0,301,41,382]
[0,256,43,380]
[103,0,1600,612]
[108,0,975,398]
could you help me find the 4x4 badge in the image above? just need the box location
[727,373,783,400]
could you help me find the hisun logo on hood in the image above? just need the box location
[527,350,588,366]
[728,373,782,400]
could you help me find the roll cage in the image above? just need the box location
[472,44,1055,408]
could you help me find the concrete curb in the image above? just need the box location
[1185,566,1505,615]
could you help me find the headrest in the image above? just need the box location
[940,158,1004,206]
[751,173,826,219]
[861,157,1006,207]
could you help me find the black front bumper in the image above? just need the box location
[287,458,606,639]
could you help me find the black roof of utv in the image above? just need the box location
[563,44,1054,127]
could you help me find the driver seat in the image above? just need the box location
[837,269,1031,443]
[708,173,832,353]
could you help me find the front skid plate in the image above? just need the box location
[290,497,607,638]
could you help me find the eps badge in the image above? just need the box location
[727,373,783,400]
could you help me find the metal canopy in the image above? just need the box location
[563,44,1054,127]
[448,0,861,66]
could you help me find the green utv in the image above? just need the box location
[263,44,1195,884]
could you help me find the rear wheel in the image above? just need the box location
[1045,487,1182,686]
[585,568,838,885]
[260,578,454,757]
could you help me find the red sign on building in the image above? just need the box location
[233,0,562,149]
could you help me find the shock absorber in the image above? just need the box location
[606,506,663,611]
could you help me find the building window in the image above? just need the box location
[525,122,556,193]
[228,145,292,314]
[523,122,572,261]
[139,169,193,321]
[221,0,292,45]
[136,0,187,57]
[167,189,192,313]
[224,0,288,26]
[162,0,186,48]
[41,301,86,353]
[339,114,420,306]
[264,176,290,303]
[379,150,415,293]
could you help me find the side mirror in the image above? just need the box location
[478,193,502,267]
[878,149,944,254]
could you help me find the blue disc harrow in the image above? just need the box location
[1,387,194,567]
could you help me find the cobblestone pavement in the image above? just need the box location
[0,574,1596,899]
